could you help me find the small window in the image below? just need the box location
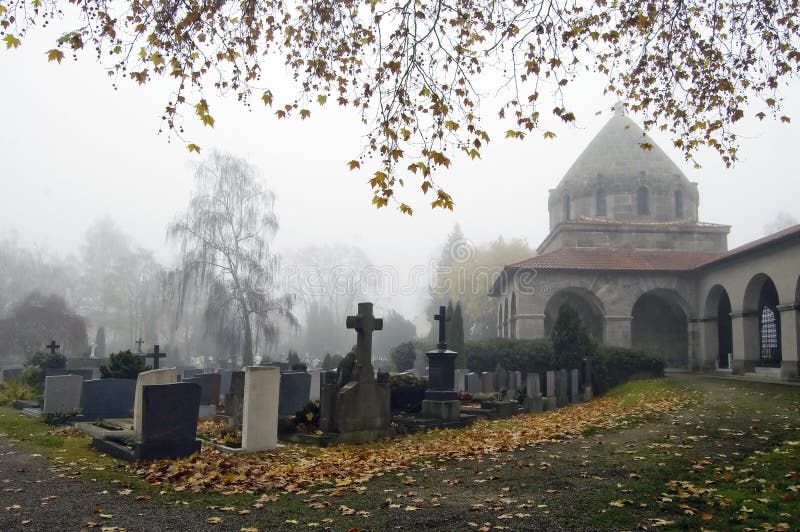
[636,186,649,215]
[563,194,571,221]
[596,189,607,217]
[674,190,684,218]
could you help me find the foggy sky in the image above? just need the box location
[1,29,799,322]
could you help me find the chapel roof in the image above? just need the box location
[556,108,689,189]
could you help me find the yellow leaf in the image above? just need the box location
[299,109,311,119]
[207,517,223,524]
[317,94,327,105]
[261,91,273,106]
[46,49,65,63]
[200,113,215,127]
[3,34,21,49]
[187,143,201,153]
[149,52,165,66]
[701,513,713,520]
[399,203,413,216]
[347,160,361,170]
[543,130,556,139]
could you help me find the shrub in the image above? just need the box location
[100,350,150,379]
[390,373,427,412]
[390,341,416,372]
[22,365,45,393]
[0,379,37,406]
[42,410,78,425]
[551,303,595,370]
[592,345,665,394]
[464,338,554,373]
[30,351,67,370]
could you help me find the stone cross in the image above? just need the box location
[135,338,144,353]
[346,302,383,381]
[145,344,166,369]
[46,340,60,354]
[433,305,449,350]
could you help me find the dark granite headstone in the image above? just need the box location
[224,371,245,429]
[265,361,291,372]
[78,378,136,420]
[182,368,203,379]
[66,358,108,370]
[46,368,94,380]
[183,373,221,405]
[279,371,311,416]
[1,367,24,382]
[138,382,201,460]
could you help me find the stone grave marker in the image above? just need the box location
[224,371,245,429]
[279,371,311,416]
[308,369,322,402]
[78,378,136,421]
[184,373,221,419]
[421,305,460,421]
[242,366,280,452]
[43,374,83,414]
[525,372,544,412]
[556,369,569,407]
[454,369,469,392]
[182,368,203,379]
[0,366,24,383]
[480,372,495,394]
[544,371,557,410]
[465,372,481,394]
[494,366,508,393]
[137,382,201,460]
[45,368,94,380]
[582,357,594,401]
[133,368,177,440]
[218,370,233,400]
[568,369,580,403]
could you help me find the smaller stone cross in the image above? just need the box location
[46,340,60,354]
[346,302,383,381]
[433,305,449,350]
[134,337,144,353]
[145,344,166,369]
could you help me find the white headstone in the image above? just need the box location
[526,372,541,398]
[242,366,280,452]
[134,368,177,440]
[309,369,322,402]
[454,369,469,392]
[43,374,83,414]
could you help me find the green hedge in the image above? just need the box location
[464,338,554,373]
[390,373,427,412]
[592,345,665,394]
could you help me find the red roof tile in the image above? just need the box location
[695,224,800,269]
[508,248,723,272]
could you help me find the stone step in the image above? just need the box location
[744,366,782,379]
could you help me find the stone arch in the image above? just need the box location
[743,273,781,366]
[631,289,689,368]
[510,292,517,339]
[596,188,607,217]
[543,287,605,341]
[503,296,509,338]
[637,186,649,215]
[703,284,733,369]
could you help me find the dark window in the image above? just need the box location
[596,189,607,217]
[637,186,649,215]
[675,190,684,218]
[563,194,571,220]
[759,306,780,363]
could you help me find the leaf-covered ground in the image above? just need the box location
[2,375,799,531]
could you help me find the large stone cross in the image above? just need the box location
[135,337,144,353]
[346,302,383,381]
[145,344,166,369]
[46,340,60,354]
[434,305,449,350]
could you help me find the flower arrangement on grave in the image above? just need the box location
[456,391,472,404]
[291,401,321,434]
[196,418,242,448]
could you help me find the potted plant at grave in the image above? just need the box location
[100,350,150,379]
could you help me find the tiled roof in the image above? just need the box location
[696,224,800,269]
[507,248,723,272]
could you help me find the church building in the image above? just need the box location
[491,108,800,380]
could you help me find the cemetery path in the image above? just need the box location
[0,433,229,532]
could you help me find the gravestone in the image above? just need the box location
[136,382,201,460]
[308,369,322,402]
[184,373,222,419]
[224,371,245,429]
[66,358,107,370]
[264,361,291,372]
[319,302,392,443]
[0,366,24,383]
[524,372,544,412]
[43,374,83,414]
[582,357,594,401]
[556,369,569,407]
[242,366,280,452]
[494,366,508,393]
[182,368,203,379]
[465,372,481,394]
[46,368,94,380]
[78,378,136,420]
[509,371,522,393]
[454,369,469,393]
[421,305,460,421]
[568,369,581,403]
[143,344,167,370]
[544,371,557,410]
[480,372,495,394]
[279,371,312,416]
[133,368,177,440]
[218,370,233,400]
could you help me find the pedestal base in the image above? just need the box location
[421,399,461,421]
[544,396,558,411]
[524,396,544,413]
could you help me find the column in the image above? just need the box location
[778,305,799,379]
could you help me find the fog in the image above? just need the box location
[1,28,799,364]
